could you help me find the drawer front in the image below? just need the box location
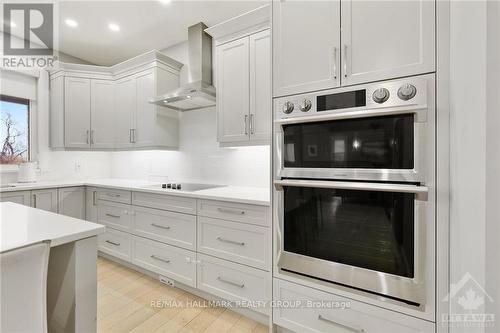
[274,279,435,333]
[0,191,31,206]
[198,217,270,270]
[197,200,269,226]
[132,236,196,287]
[197,254,270,315]
[97,201,132,231]
[96,188,131,204]
[132,206,196,250]
[132,192,197,215]
[98,228,132,261]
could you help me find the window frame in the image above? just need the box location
[0,94,33,171]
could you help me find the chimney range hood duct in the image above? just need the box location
[150,22,215,111]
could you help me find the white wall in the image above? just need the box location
[110,40,270,188]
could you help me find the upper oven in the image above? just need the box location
[274,75,434,183]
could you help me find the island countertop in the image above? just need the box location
[0,202,105,252]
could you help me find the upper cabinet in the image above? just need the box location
[206,5,271,146]
[272,0,435,97]
[272,1,341,97]
[49,51,182,150]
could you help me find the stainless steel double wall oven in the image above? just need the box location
[273,74,435,307]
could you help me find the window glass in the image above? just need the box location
[0,95,30,164]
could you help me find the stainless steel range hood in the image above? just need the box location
[150,22,215,111]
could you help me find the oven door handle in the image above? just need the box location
[274,179,428,199]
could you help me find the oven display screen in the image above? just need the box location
[317,90,366,111]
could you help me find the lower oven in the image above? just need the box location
[274,178,431,306]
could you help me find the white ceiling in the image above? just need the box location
[57,1,267,66]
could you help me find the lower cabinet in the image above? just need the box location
[58,187,85,219]
[132,235,196,288]
[273,279,435,333]
[197,253,270,315]
[0,191,31,205]
[98,228,132,262]
[32,189,58,213]
[97,200,132,231]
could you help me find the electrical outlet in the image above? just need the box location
[74,162,81,173]
[159,275,175,287]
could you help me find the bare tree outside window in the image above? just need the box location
[0,95,30,164]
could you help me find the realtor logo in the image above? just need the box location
[3,3,53,55]
[442,272,495,328]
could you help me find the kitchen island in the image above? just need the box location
[0,202,105,333]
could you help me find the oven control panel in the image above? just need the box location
[274,76,428,120]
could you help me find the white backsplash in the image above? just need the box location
[110,108,270,188]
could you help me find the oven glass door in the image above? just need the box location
[283,114,414,169]
[283,185,415,278]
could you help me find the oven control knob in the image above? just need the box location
[299,99,312,112]
[282,101,294,114]
[397,84,417,101]
[372,88,390,104]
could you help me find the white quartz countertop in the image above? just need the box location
[0,202,105,252]
[1,179,271,206]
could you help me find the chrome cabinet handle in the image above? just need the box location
[105,240,120,246]
[86,130,90,144]
[217,237,245,246]
[318,314,365,333]
[151,223,170,230]
[131,129,137,143]
[217,276,244,288]
[129,129,133,143]
[32,194,37,207]
[343,45,348,78]
[249,114,254,134]
[244,115,248,135]
[150,255,170,264]
[217,207,245,215]
[332,46,337,79]
[92,191,97,206]
[105,213,120,218]
[106,193,121,197]
[90,130,95,145]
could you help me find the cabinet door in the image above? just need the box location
[341,0,435,86]
[58,187,85,219]
[49,76,64,148]
[64,77,91,148]
[217,37,250,143]
[135,70,156,147]
[272,0,340,97]
[85,187,98,222]
[249,29,271,143]
[90,80,115,149]
[0,191,31,206]
[114,76,135,148]
[32,189,58,213]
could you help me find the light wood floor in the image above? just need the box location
[97,257,268,333]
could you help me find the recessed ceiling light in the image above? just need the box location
[64,19,78,27]
[159,0,172,4]
[108,23,120,32]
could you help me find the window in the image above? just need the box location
[0,95,30,164]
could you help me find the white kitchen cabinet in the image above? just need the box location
[58,187,85,219]
[272,0,341,97]
[64,77,91,148]
[216,30,271,145]
[49,76,65,149]
[90,80,115,149]
[114,76,136,149]
[31,189,58,213]
[0,191,31,206]
[217,37,250,143]
[341,0,435,86]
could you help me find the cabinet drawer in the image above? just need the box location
[96,188,131,204]
[132,236,196,287]
[273,279,435,333]
[132,206,196,251]
[197,200,269,227]
[98,228,132,262]
[132,192,197,215]
[97,201,132,231]
[198,217,270,270]
[197,254,270,315]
